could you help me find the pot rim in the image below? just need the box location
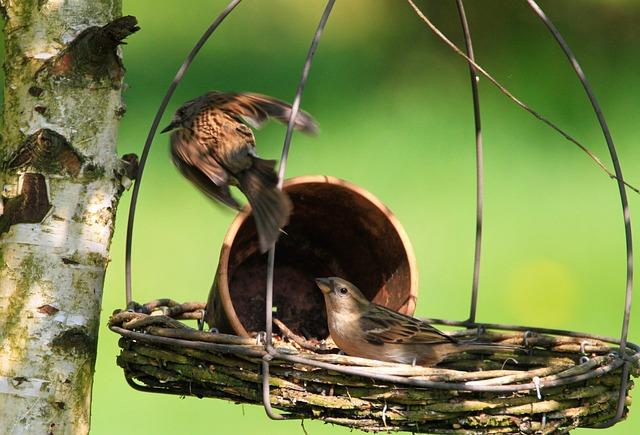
[216,175,419,337]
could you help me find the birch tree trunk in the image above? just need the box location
[0,1,138,433]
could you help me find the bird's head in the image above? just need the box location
[315,277,370,315]
[161,98,203,133]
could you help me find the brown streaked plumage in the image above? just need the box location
[316,277,520,366]
[162,91,318,252]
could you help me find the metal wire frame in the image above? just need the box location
[454,0,484,324]
[124,0,243,305]
[119,0,637,427]
[524,0,634,426]
[261,0,336,420]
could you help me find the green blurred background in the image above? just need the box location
[14,0,640,433]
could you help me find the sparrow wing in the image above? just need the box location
[171,155,241,211]
[360,304,456,346]
[201,183,242,210]
[170,130,229,186]
[206,91,318,135]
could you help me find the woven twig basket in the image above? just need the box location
[109,301,640,434]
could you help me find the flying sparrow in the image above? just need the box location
[162,91,318,252]
[316,277,517,366]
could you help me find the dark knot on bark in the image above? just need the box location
[4,129,82,176]
[37,15,140,84]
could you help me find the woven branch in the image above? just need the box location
[109,302,639,434]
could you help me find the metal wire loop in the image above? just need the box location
[580,340,587,354]
[501,357,519,370]
[196,309,207,331]
[476,324,487,337]
[532,376,543,400]
[124,0,243,305]
[455,0,484,325]
[261,0,336,421]
[523,330,533,347]
[525,0,634,425]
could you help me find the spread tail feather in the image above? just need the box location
[457,342,525,353]
[451,341,526,362]
[418,341,525,366]
[239,158,292,252]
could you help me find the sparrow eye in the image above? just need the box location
[339,287,348,295]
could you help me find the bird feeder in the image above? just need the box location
[205,175,418,338]
[110,0,640,433]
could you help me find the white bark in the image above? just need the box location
[0,1,129,433]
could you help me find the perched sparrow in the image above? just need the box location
[162,91,318,252]
[316,277,517,366]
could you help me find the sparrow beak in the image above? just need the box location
[160,122,177,134]
[315,277,332,294]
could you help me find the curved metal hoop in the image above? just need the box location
[525,0,633,363]
[124,0,243,305]
[455,0,484,324]
[525,0,634,426]
[261,0,336,420]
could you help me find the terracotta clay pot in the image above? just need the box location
[205,175,418,339]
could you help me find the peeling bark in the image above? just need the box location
[0,173,52,235]
[5,129,83,176]
[0,1,137,433]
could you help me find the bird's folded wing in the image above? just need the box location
[361,305,455,346]
[204,184,242,210]
[171,134,228,186]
